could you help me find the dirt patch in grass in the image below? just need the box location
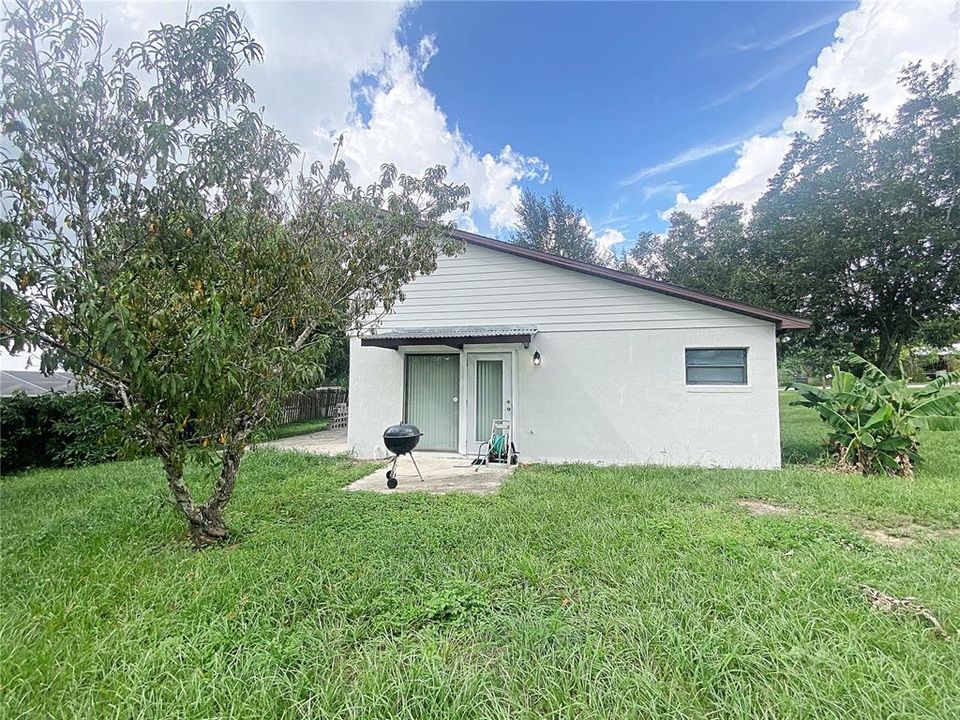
[863,529,915,547]
[862,525,960,547]
[930,528,960,540]
[735,499,794,516]
[731,499,960,547]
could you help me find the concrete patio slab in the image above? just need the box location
[258,428,349,456]
[259,430,515,495]
[346,452,515,495]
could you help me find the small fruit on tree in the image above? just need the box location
[0,1,469,545]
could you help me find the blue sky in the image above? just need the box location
[2,0,955,371]
[86,0,954,254]
[399,1,853,240]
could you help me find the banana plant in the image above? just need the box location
[790,354,960,475]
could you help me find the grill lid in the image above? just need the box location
[383,423,422,439]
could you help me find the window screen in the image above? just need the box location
[685,348,747,385]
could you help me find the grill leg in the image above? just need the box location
[409,452,424,482]
[385,455,400,489]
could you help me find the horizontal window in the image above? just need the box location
[685,348,747,385]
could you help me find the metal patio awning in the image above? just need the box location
[360,325,537,350]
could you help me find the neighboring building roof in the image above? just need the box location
[445,227,811,332]
[0,370,78,397]
[361,325,537,349]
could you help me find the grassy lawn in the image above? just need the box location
[2,396,959,718]
[254,418,330,442]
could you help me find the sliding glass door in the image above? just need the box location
[404,354,459,451]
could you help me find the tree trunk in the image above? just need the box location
[160,444,246,548]
[193,444,245,545]
[876,332,902,377]
[189,505,229,547]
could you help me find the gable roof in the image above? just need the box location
[446,228,810,332]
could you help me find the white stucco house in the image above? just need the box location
[347,229,809,469]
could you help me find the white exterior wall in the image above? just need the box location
[348,243,783,469]
[347,334,406,459]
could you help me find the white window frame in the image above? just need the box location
[684,347,750,391]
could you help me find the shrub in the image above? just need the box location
[778,354,810,387]
[778,350,829,388]
[0,392,129,473]
[946,352,960,374]
[790,354,960,475]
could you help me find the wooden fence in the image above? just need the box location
[280,386,347,424]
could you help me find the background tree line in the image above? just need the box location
[514,62,960,376]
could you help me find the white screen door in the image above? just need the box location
[466,353,512,454]
[404,354,459,451]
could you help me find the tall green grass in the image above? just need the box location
[254,418,330,442]
[2,397,958,718]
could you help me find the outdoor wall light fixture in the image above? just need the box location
[532,351,542,366]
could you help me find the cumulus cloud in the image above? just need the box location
[321,38,548,232]
[671,0,960,218]
[94,1,548,233]
[594,228,626,251]
[93,1,407,143]
[664,134,793,220]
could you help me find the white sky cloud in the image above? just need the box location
[90,1,407,142]
[89,0,547,233]
[325,39,548,232]
[0,348,41,371]
[579,215,628,262]
[594,228,626,251]
[671,0,960,218]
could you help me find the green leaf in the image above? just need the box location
[914,371,960,397]
[874,451,901,473]
[877,436,912,451]
[863,403,893,429]
[908,392,960,421]
[832,369,858,395]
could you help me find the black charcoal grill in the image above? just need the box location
[383,424,424,489]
